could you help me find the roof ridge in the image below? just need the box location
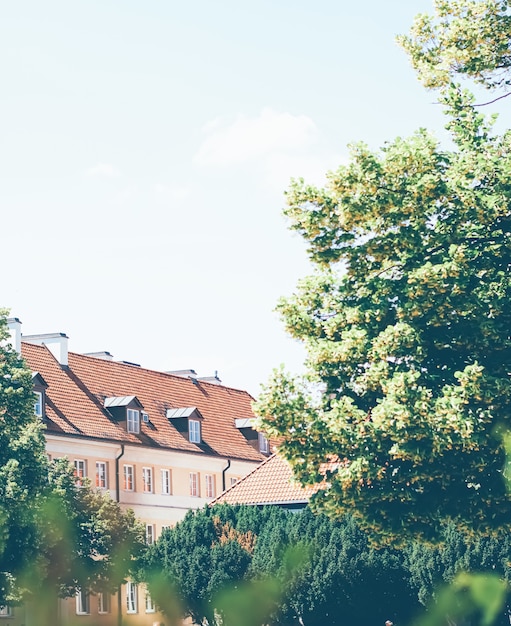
[69,351,255,397]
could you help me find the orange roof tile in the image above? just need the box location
[212,453,315,506]
[21,343,266,462]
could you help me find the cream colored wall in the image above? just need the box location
[44,434,261,626]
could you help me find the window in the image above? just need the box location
[145,524,155,545]
[96,461,108,488]
[258,432,270,454]
[34,391,43,417]
[161,468,171,495]
[0,606,12,617]
[127,408,140,434]
[98,592,110,614]
[230,477,238,487]
[76,589,90,615]
[205,474,215,498]
[189,419,201,443]
[145,591,155,613]
[123,465,134,491]
[142,467,153,493]
[189,472,199,497]
[126,582,138,614]
[74,459,86,486]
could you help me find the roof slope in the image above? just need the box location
[212,453,314,506]
[22,343,265,462]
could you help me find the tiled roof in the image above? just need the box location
[212,453,315,506]
[21,342,266,462]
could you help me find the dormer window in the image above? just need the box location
[104,396,143,434]
[127,409,140,434]
[34,391,43,417]
[189,419,201,443]
[166,407,204,444]
[32,372,48,419]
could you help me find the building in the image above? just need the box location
[6,318,270,626]
[211,452,312,511]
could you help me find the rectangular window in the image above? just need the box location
[96,461,108,488]
[76,589,90,615]
[258,432,270,454]
[34,391,43,417]
[161,468,171,495]
[126,582,138,614]
[145,524,154,545]
[127,408,140,434]
[123,465,134,491]
[74,459,86,486]
[189,472,199,497]
[189,419,201,443]
[98,592,110,614]
[205,474,215,499]
[230,477,238,487]
[142,467,153,493]
[0,606,12,617]
[145,591,155,613]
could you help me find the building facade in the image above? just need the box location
[6,318,270,626]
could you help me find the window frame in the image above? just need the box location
[0,605,12,617]
[126,581,138,614]
[34,391,43,417]
[188,419,201,443]
[123,464,134,491]
[161,468,171,495]
[97,592,111,614]
[142,466,153,493]
[76,588,90,615]
[74,459,87,487]
[145,523,155,545]
[189,472,199,497]
[205,474,215,499]
[127,408,140,434]
[258,432,270,454]
[95,461,108,489]
[145,591,156,614]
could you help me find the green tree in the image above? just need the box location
[0,310,49,604]
[255,0,511,545]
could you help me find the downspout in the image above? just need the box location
[222,458,231,492]
[115,444,125,626]
[115,444,125,503]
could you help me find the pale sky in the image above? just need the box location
[1,1,457,395]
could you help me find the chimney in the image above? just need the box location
[83,351,113,361]
[6,317,22,355]
[23,332,69,367]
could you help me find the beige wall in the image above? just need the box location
[42,434,260,626]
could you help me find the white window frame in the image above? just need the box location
[126,581,138,614]
[189,472,199,497]
[74,459,86,486]
[34,391,43,417]
[142,467,153,493]
[97,592,110,614]
[189,419,201,443]
[0,605,12,617]
[127,408,140,434]
[230,477,238,487]
[145,591,156,613]
[205,474,215,499]
[123,464,134,491]
[161,468,171,495]
[76,588,90,615]
[258,432,270,454]
[145,523,155,545]
[96,461,108,489]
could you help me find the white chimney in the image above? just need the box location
[6,317,22,355]
[23,332,69,367]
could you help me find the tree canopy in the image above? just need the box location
[255,0,511,544]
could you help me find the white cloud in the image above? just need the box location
[194,108,318,167]
[84,162,121,178]
[152,183,190,203]
[265,152,348,192]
